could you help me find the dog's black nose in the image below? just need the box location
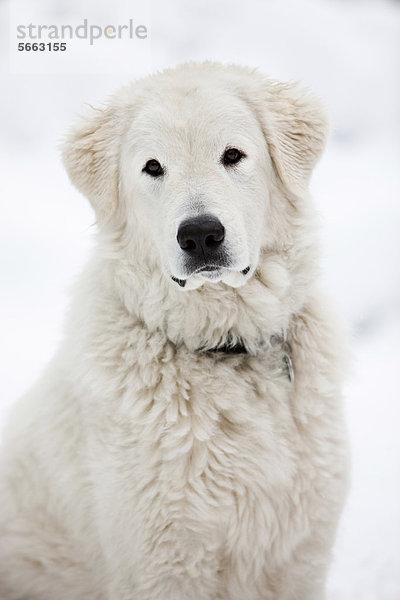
[177,216,225,256]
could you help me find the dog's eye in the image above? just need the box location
[223,148,245,166]
[143,159,164,177]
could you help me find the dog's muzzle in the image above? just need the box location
[176,215,226,270]
[171,214,250,288]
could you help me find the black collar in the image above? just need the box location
[206,340,248,355]
[198,333,294,382]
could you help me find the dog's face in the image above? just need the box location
[62,63,328,293]
[119,89,272,290]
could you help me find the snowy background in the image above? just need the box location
[1,0,400,597]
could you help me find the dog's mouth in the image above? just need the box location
[195,264,222,274]
[171,265,250,288]
[197,265,219,272]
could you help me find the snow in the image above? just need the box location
[1,0,399,596]
[329,309,400,599]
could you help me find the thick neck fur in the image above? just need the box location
[65,186,320,356]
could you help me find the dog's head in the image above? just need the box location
[62,63,328,296]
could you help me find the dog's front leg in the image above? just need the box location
[102,527,221,600]
[96,489,221,600]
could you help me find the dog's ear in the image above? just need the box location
[255,81,329,196]
[61,105,121,224]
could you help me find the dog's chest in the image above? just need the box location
[103,347,304,551]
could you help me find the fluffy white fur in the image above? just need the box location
[0,62,349,600]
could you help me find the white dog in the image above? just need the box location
[0,62,349,600]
